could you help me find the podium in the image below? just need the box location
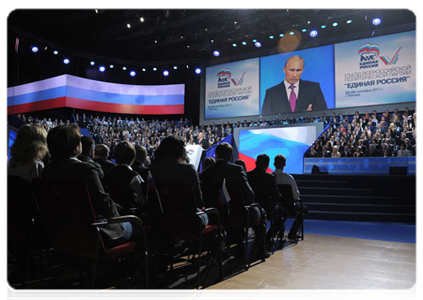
[185,144,204,171]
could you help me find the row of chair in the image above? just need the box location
[7,175,304,289]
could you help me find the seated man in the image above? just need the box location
[103,141,145,218]
[273,154,308,240]
[247,154,288,250]
[41,125,138,248]
[93,144,116,173]
[78,136,104,179]
[200,143,266,258]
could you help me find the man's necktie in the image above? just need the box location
[289,84,297,112]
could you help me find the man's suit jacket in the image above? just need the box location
[261,80,327,115]
[41,158,125,242]
[200,160,255,209]
[246,168,281,206]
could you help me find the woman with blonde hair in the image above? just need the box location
[8,124,48,182]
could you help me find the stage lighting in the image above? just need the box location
[372,18,381,25]
[99,66,106,72]
[140,17,144,22]
[279,34,284,37]
[122,66,127,71]
[269,35,274,39]
[109,64,114,69]
[195,68,202,74]
[346,20,353,24]
[213,50,220,57]
[130,71,136,77]
[232,43,237,47]
[31,46,39,53]
[242,41,247,45]
[332,22,338,27]
[310,30,318,37]
[173,66,177,70]
[289,31,295,35]
[252,39,257,42]
[153,67,157,71]
[255,41,262,48]
[127,23,131,29]
[53,50,59,55]
[63,58,70,64]
[90,61,95,66]
[142,68,146,72]
[163,70,169,76]
[321,25,326,29]
[302,29,307,32]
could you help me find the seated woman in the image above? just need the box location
[148,135,208,227]
[41,125,138,248]
[8,124,48,182]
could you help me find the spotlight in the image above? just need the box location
[346,19,353,24]
[252,39,257,42]
[122,66,127,71]
[173,66,178,70]
[289,31,295,35]
[63,58,70,65]
[332,22,338,27]
[90,61,95,66]
[53,50,59,55]
[302,29,307,32]
[269,35,274,39]
[142,68,146,72]
[99,66,106,72]
[232,43,237,47]
[109,65,114,69]
[130,71,136,77]
[127,23,131,28]
[195,68,202,74]
[279,33,284,37]
[153,67,157,71]
[163,70,169,76]
[31,46,39,53]
[310,30,318,37]
[213,50,220,57]
[321,25,326,29]
[140,17,144,22]
[254,41,262,48]
[372,18,381,25]
[242,41,247,45]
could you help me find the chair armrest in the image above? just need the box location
[93,215,143,230]
[202,207,222,230]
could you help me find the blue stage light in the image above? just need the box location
[99,66,106,72]
[90,61,95,66]
[31,46,39,53]
[346,20,353,24]
[63,58,70,64]
[310,30,318,37]
[163,70,169,76]
[254,41,262,48]
[332,22,338,27]
[130,71,136,77]
[372,18,381,25]
[195,68,202,74]
[53,50,59,55]
[213,50,220,57]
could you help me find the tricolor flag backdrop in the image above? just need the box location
[7,75,185,115]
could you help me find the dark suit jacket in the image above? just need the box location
[200,160,255,209]
[41,158,125,242]
[247,168,281,206]
[262,79,327,115]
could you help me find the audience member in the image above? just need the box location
[78,136,104,179]
[41,125,137,248]
[273,155,308,240]
[93,144,116,173]
[8,124,48,182]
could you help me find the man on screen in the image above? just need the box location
[261,55,327,115]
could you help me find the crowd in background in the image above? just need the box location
[15,106,416,160]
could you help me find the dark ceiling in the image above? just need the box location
[8,9,416,66]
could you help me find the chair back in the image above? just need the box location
[277,184,295,211]
[103,176,137,215]
[32,178,105,258]
[8,175,39,244]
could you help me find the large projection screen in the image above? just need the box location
[201,30,415,124]
[234,122,323,175]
